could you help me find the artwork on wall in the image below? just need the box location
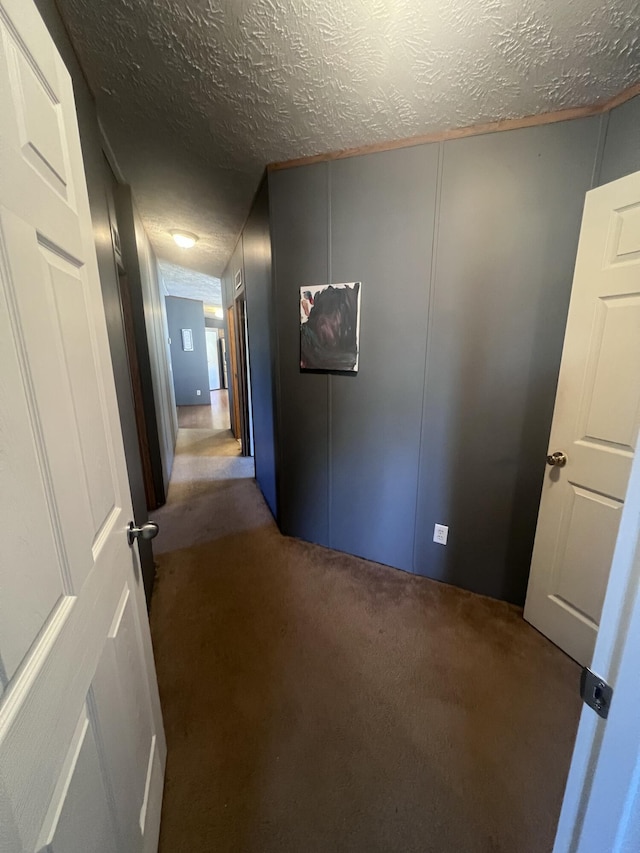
[300,282,361,372]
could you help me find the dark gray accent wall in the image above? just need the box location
[115,186,167,504]
[271,164,329,544]
[34,0,156,601]
[165,297,210,405]
[243,180,278,517]
[414,117,602,603]
[269,116,604,604]
[330,146,439,570]
[599,96,640,185]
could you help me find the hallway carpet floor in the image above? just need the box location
[150,427,581,853]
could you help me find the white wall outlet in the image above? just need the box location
[433,524,448,545]
[196,389,201,396]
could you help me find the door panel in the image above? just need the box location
[584,297,640,447]
[552,486,622,624]
[0,263,67,686]
[90,583,156,850]
[3,211,95,580]
[48,258,116,529]
[524,172,640,664]
[0,1,165,850]
[9,43,67,196]
[36,708,119,853]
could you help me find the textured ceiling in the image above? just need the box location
[158,260,222,307]
[56,0,639,277]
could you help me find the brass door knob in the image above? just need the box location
[546,451,567,468]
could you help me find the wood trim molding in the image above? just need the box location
[268,81,640,172]
[603,81,640,111]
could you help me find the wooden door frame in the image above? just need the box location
[227,304,242,442]
[234,291,252,456]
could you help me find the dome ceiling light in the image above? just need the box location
[170,230,199,249]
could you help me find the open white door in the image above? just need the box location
[554,413,640,852]
[0,1,165,851]
[524,170,640,665]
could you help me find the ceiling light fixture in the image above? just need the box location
[170,230,199,249]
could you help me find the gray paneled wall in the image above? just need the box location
[165,296,210,406]
[243,180,278,518]
[270,164,330,544]
[330,146,439,570]
[115,185,168,503]
[414,117,603,602]
[269,115,607,604]
[599,95,640,186]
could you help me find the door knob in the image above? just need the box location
[127,521,159,546]
[546,451,567,468]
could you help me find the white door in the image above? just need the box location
[524,170,640,665]
[0,2,165,851]
[554,424,640,852]
[206,326,221,390]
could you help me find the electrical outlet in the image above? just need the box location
[196,389,201,396]
[433,524,448,545]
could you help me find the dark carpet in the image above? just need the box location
[150,427,580,853]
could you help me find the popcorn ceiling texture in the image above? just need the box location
[158,260,222,308]
[56,0,640,277]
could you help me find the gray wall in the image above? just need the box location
[34,0,156,600]
[270,164,329,543]
[205,317,224,330]
[243,180,278,518]
[269,115,606,604]
[219,185,278,515]
[133,207,177,488]
[166,296,210,405]
[115,186,169,503]
[331,147,439,569]
[414,118,603,602]
[599,95,640,185]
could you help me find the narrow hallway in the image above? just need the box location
[150,428,582,853]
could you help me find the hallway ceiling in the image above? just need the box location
[56,0,639,277]
[158,261,222,310]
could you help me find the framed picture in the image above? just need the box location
[181,328,194,351]
[300,282,361,372]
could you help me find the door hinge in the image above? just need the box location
[580,667,613,719]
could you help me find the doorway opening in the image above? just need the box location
[227,295,254,458]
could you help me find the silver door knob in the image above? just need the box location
[546,451,567,468]
[127,521,159,546]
